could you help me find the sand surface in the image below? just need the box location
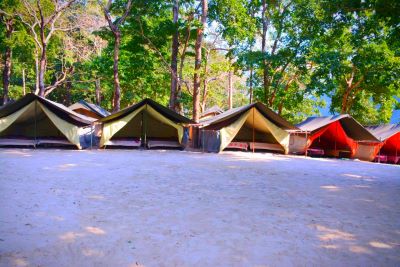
[0,149,399,267]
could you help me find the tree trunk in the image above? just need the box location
[112,31,121,112]
[201,77,208,113]
[228,71,233,109]
[193,0,208,123]
[34,47,40,94]
[249,67,253,104]
[22,68,26,95]
[38,44,47,97]
[169,0,179,111]
[2,19,13,105]
[261,0,269,103]
[65,81,72,106]
[95,78,101,105]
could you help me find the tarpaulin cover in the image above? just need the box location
[200,130,221,152]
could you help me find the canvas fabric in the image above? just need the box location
[100,104,183,147]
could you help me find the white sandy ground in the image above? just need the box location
[0,149,399,267]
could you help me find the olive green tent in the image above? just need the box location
[200,102,297,153]
[0,93,95,148]
[99,99,193,148]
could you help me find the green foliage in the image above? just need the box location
[0,0,398,124]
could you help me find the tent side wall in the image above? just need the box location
[288,133,308,154]
[353,142,381,161]
[72,108,102,120]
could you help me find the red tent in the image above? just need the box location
[293,115,379,159]
[366,125,400,164]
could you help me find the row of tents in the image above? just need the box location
[0,93,399,164]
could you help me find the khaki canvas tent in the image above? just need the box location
[291,115,379,159]
[199,102,297,153]
[69,100,110,120]
[0,93,95,149]
[99,99,193,149]
[200,106,224,120]
[363,124,400,164]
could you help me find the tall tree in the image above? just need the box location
[100,0,132,112]
[0,10,14,104]
[18,0,77,97]
[309,0,400,124]
[193,0,208,122]
[169,0,179,111]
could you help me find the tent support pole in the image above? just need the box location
[90,123,93,150]
[252,108,255,153]
[202,129,204,152]
[305,131,308,157]
[34,100,37,149]
[335,122,338,157]
[144,105,147,149]
[378,138,381,163]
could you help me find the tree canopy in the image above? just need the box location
[1,0,399,124]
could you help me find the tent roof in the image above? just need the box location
[296,115,378,142]
[200,102,297,130]
[99,98,193,124]
[69,100,110,118]
[366,124,400,141]
[201,105,223,117]
[0,93,95,126]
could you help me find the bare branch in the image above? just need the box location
[116,0,132,26]
[44,66,74,96]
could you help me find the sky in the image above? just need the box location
[319,95,399,124]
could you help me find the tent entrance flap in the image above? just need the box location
[100,104,184,147]
[219,108,290,153]
[0,100,81,148]
[308,121,356,157]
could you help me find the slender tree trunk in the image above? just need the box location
[169,0,179,111]
[228,71,233,109]
[193,0,208,123]
[22,68,26,95]
[2,19,13,105]
[34,47,40,94]
[249,67,253,104]
[38,44,47,97]
[95,78,101,105]
[65,81,72,106]
[261,0,269,103]
[200,80,208,114]
[112,31,121,112]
